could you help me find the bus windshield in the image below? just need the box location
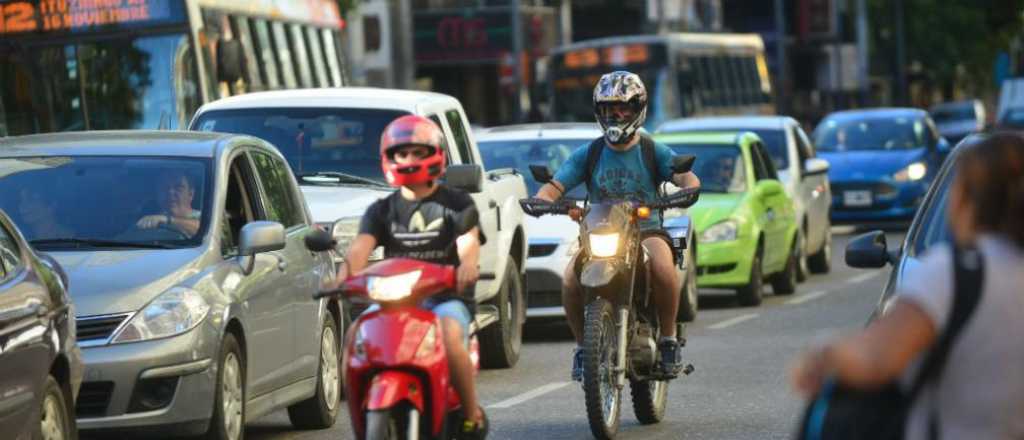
[0,33,198,135]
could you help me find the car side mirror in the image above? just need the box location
[803,158,830,176]
[529,164,554,184]
[935,137,951,153]
[216,38,244,83]
[671,154,696,174]
[754,179,783,198]
[845,231,892,268]
[446,164,483,193]
[304,228,336,252]
[238,221,285,274]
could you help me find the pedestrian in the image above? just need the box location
[789,131,1024,439]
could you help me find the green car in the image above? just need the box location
[655,132,800,306]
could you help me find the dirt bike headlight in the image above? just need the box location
[366,270,422,301]
[589,232,620,257]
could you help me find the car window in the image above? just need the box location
[660,143,747,193]
[0,157,211,247]
[429,114,455,165]
[913,160,956,254]
[445,110,474,164]
[792,127,812,163]
[221,154,261,258]
[0,224,21,279]
[251,151,305,228]
[193,107,407,182]
[478,138,587,197]
[665,128,787,169]
[814,116,926,151]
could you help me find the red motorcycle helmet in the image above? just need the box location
[379,115,447,187]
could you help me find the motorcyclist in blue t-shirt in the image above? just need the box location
[533,71,701,380]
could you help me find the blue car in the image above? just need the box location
[813,108,950,223]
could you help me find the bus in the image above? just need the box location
[0,0,348,136]
[547,33,775,130]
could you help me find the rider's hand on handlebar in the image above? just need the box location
[568,207,583,221]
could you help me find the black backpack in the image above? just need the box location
[581,134,661,200]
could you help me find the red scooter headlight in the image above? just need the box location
[366,270,422,302]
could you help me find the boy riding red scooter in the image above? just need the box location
[307,115,488,439]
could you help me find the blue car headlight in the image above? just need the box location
[893,162,927,182]
[111,287,210,344]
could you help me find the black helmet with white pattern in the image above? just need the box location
[593,71,648,145]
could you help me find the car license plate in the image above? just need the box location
[844,191,872,207]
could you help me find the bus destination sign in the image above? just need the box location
[0,0,186,35]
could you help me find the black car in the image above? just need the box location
[844,134,977,320]
[0,209,82,439]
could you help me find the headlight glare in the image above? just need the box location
[589,232,620,257]
[701,220,738,243]
[367,270,422,301]
[893,162,927,182]
[112,287,210,344]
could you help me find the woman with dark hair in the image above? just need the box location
[790,132,1024,439]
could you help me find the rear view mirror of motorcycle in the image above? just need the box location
[304,228,336,252]
[529,164,554,184]
[671,154,696,174]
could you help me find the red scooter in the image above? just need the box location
[306,230,480,440]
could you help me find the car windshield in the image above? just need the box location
[660,143,746,193]
[814,116,926,151]
[192,108,409,183]
[478,138,589,199]
[0,156,210,248]
[912,160,955,254]
[668,128,787,170]
[930,105,975,124]
[999,108,1024,129]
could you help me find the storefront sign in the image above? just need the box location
[0,0,186,35]
[414,9,514,64]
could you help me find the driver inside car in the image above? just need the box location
[532,71,701,380]
[135,171,201,237]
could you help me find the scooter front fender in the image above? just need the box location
[366,370,426,413]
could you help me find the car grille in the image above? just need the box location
[528,243,559,257]
[832,182,897,197]
[76,313,131,344]
[698,264,737,276]
[529,290,562,308]
[77,381,115,418]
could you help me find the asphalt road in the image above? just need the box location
[236,228,902,440]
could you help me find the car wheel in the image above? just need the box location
[676,236,698,322]
[808,219,832,274]
[736,243,763,307]
[287,312,341,429]
[479,259,525,368]
[38,375,72,440]
[796,227,809,283]
[771,238,799,295]
[207,333,245,440]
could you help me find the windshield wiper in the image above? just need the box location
[30,238,176,250]
[298,171,390,188]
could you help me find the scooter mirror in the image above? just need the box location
[304,228,336,252]
[529,164,554,184]
[671,154,696,174]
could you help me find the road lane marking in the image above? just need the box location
[845,272,879,285]
[708,313,759,330]
[487,382,572,409]
[785,290,829,305]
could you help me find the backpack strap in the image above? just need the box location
[907,245,984,400]
[582,137,605,200]
[639,134,662,196]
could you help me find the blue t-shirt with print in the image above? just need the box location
[553,138,676,230]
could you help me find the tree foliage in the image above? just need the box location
[869,0,1024,95]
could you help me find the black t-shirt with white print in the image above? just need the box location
[358,185,485,303]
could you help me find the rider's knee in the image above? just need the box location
[440,317,464,348]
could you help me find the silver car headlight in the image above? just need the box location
[701,220,738,243]
[112,287,210,344]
